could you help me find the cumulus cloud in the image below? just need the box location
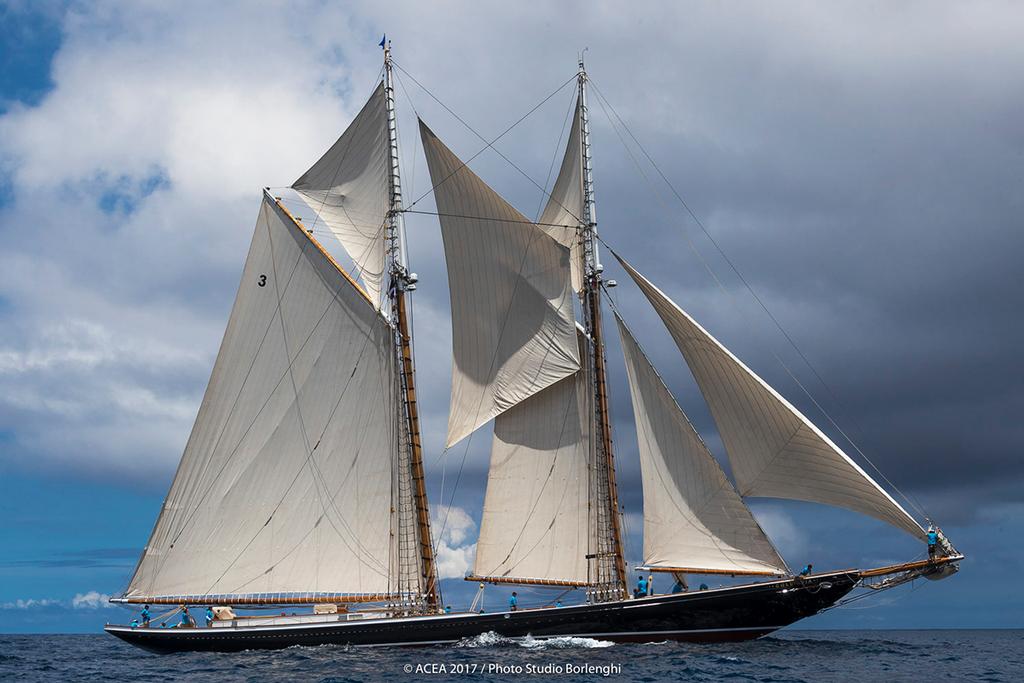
[431,505,476,579]
[1,591,113,610]
[71,591,114,609]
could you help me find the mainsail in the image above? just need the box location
[125,195,402,602]
[419,121,581,447]
[293,83,390,307]
[537,98,585,292]
[615,313,788,575]
[471,330,594,585]
[616,254,926,540]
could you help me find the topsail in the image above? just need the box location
[293,84,390,307]
[419,121,581,447]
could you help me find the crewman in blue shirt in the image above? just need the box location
[636,575,648,597]
[444,605,452,614]
[799,563,813,577]
[179,606,193,628]
[509,592,518,612]
[205,606,214,627]
[927,527,939,558]
[140,604,150,628]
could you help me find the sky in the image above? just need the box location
[0,0,1021,634]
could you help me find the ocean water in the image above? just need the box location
[0,630,1020,682]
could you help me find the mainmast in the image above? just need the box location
[578,59,628,601]
[383,42,439,611]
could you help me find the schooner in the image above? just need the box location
[106,44,961,653]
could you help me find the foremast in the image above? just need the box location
[578,60,628,602]
[383,42,439,611]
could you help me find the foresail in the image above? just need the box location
[538,97,585,292]
[126,194,401,602]
[472,331,594,585]
[419,121,581,447]
[616,254,926,540]
[293,83,389,307]
[615,313,788,575]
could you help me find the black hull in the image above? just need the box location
[105,572,858,654]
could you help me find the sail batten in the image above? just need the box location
[615,313,789,576]
[418,121,581,447]
[125,195,401,601]
[292,83,390,307]
[616,254,926,540]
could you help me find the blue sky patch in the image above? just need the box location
[0,4,63,113]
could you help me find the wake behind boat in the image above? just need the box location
[106,42,961,653]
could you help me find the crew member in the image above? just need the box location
[509,592,518,612]
[636,574,648,597]
[179,606,193,628]
[140,604,150,628]
[205,606,214,627]
[927,527,939,558]
[799,563,813,577]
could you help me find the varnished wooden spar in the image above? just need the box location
[587,279,629,593]
[269,192,375,308]
[859,553,964,578]
[112,592,406,606]
[638,566,782,577]
[396,287,440,608]
[464,574,591,588]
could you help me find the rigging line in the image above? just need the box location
[402,209,578,230]
[393,68,421,200]
[392,61,582,223]
[588,83,927,521]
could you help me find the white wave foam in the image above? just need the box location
[455,631,614,649]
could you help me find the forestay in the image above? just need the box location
[126,195,401,602]
[537,98,585,292]
[616,254,926,540]
[419,121,581,447]
[615,313,788,575]
[293,83,390,307]
[473,331,594,585]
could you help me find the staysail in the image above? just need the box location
[293,83,390,307]
[537,97,585,292]
[471,330,594,585]
[419,121,581,447]
[615,313,788,575]
[125,194,402,602]
[616,254,926,540]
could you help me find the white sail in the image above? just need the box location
[615,313,788,575]
[419,121,581,447]
[616,254,926,540]
[126,195,401,601]
[472,331,594,585]
[538,98,585,292]
[293,83,389,307]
